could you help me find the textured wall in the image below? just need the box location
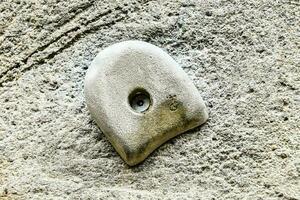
[0,0,299,199]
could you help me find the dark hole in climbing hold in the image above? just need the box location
[129,88,151,113]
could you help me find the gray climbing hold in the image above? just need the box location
[84,41,208,166]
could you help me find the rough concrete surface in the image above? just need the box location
[0,0,299,199]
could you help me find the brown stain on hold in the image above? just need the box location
[122,95,202,166]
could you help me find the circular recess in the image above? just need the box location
[129,89,151,113]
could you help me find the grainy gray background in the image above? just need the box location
[0,0,299,199]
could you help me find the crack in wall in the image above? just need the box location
[0,2,143,87]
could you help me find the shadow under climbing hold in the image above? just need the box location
[84,41,208,166]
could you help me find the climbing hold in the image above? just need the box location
[84,41,208,166]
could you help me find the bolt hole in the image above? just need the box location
[129,88,151,113]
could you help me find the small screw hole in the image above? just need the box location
[129,88,151,113]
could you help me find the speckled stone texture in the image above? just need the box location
[0,0,299,199]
